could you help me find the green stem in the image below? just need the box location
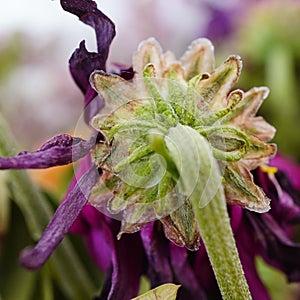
[191,189,252,299]
[164,124,252,299]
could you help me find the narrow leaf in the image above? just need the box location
[131,283,180,300]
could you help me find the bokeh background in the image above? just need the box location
[1,0,300,299]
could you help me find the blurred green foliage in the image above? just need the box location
[0,33,23,83]
[0,114,102,300]
[234,1,300,160]
[256,257,300,300]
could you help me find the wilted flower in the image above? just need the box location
[1,0,300,299]
[88,33,276,252]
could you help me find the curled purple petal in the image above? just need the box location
[68,41,104,95]
[69,155,95,235]
[275,171,300,223]
[0,134,95,169]
[61,0,119,124]
[254,166,300,224]
[60,0,115,63]
[20,165,99,270]
[83,84,104,124]
[61,0,115,118]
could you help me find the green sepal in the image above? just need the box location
[194,55,242,110]
[161,200,201,251]
[197,125,250,162]
[143,64,178,127]
[180,38,214,80]
[223,163,270,212]
[91,70,137,110]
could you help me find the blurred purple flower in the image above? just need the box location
[203,5,235,42]
[69,154,300,300]
[1,1,300,299]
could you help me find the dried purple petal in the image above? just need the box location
[0,134,95,169]
[61,0,115,122]
[20,165,99,270]
[60,0,115,63]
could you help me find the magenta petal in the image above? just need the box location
[101,233,144,300]
[170,244,206,299]
[194,245,219,296]
[229,205,243,232]
[235,215,271,300]
[71,203,144,300]
[19,165,99,270]
[270,154,300,190]
[0,134,95,169]
[255,167,300,224]
[81,205,114,272]
[140,222,173,286]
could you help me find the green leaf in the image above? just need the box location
[131,283,180,300]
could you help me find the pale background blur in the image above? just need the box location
[0,0,238,148]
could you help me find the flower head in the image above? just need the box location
[88,36,276,251]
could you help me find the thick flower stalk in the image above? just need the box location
[88,38,276,298]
